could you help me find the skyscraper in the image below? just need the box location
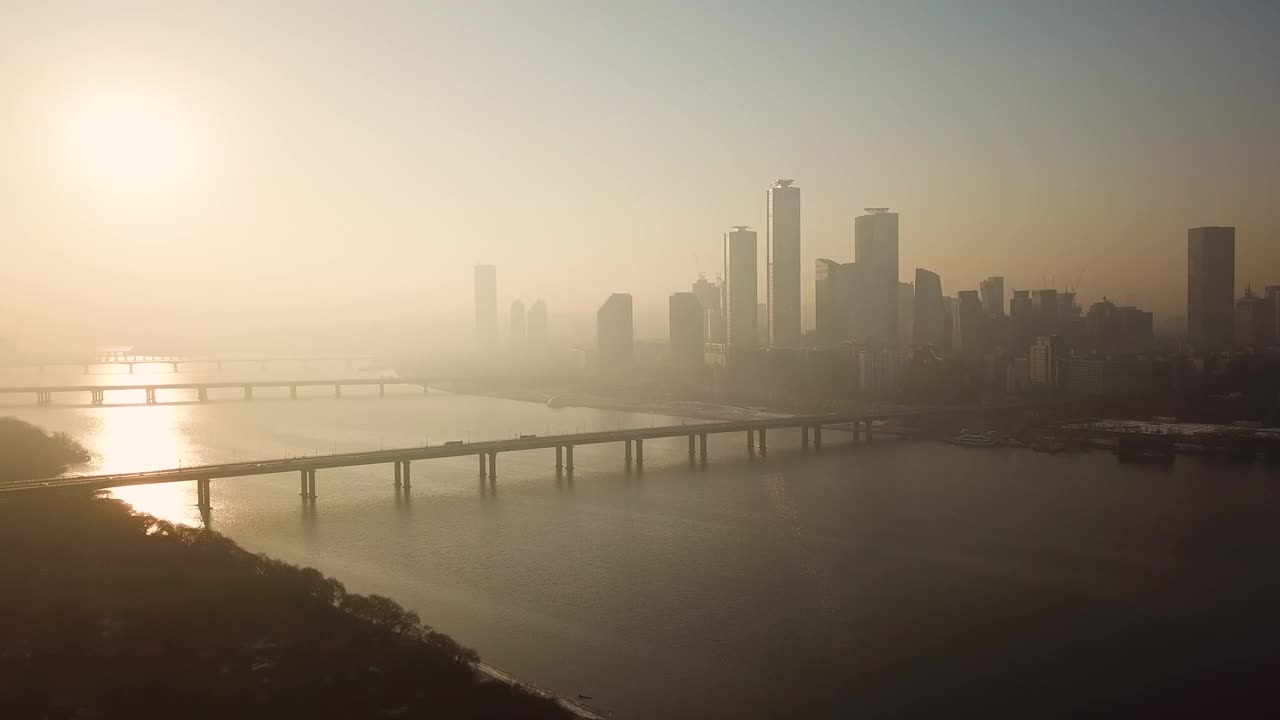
[724,226,758,351]
[527,299,548,348]
[669,292,705,368]
[692,274,725,343]
[1268,286,1280,344]
[767,179,802,348]
[898,282,915,344]
[1234,287,1275,348]
[596,293,634,367]
[1187,226,1236,351]
[913,269,945,348]
[979,276,1005,317]
[854,208,899,346]
[474,264,497,348]
[509,299,526,346]
[954,290,987,357]
[815,259,847,346]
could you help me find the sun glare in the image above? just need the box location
[68,92,192,189]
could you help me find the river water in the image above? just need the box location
[5,362,1280,718]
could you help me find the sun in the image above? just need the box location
[68,92,193,190]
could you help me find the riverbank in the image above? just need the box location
[0,492,575,719]
[432,380,791,422]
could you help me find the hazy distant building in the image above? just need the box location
[1187,226,1236,351]
[858,349,896,394]
[898,282,914,344]
[509,300,526,346]
[724,226,758,351]
[767,179,802,348]
[1235,287,1275,348]
[1067,357,1152,397]
[913,269,945,348]
[527,299,548,347]
[756,303,768,344]
[692,274,725,343]
[596,293,634,366]
[954,290,987,357]
[941,296,957,351]
[474,264,498,348]
[1084,300,1153,355]
[1268,286,1280,344]
[815,259,847,346]
[980,276,1005,317]
[669,292,705,368]
[854,208,900,346]
[1010,289,1034,348]
[1030,335,1067,388]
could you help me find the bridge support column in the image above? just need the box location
[624,440,632,464]
[243,386,253,401]
[90,389,104,405]
[801,426,810,450]
[864,420,873,442]
[566,445,575,472]
[171,362,179,372]
[307,470,316,499]
[379,383,385,397]
[688,435,696,459]
[128,363,134,373]
[758,429,766,454]
[196,478,211,510]
[290,385,297,400]
[478,453,487,478]
[145,387,157,404]
[403,462,411,490]
[747,429,755,452]
[555,446,564,471]
[197,387,208,402]
[488,452,497,480]
[814,426,823,450]
[635,439,644,466]
[394,461,402,488]
[699,433,708,462]
[335,384,342,398]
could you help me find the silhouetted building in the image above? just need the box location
[692,274,725,343]
[767,179,802,348]
[1084,300,1153,355]
[757,303,768,344]
[669,292,704,368]
[980,276,1005,318]
[815,259,847,346]
[953,290,987,357]
[1235,287,1275,348]
[898,282,914,344]
[1269,286,1280,344]
[596,293,634,366]
[724,226,758,351]
[509,300,526,346]
[854,208,899,346]
[474,264,498,348]
[526,299,548,348]
[1030,335,1067,389]
[1031,289,1060,336]
[913,269,945,348]
[858,349,896,394]
[941,296,957,351]
[1188,226,1236,351]
[1067,357,1153,397]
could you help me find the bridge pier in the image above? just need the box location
[197,387,208,402]
[699,433,708,462]
[814,425,823,450]
[801,426,810,450]
[746,429,755,452]
[555,445,564,471]
[566,445,574,472]
[90,389,104,405]
[402,461,411,490]
[758,429,767,454]
[196,478,212,510]
[635,439,644,466]
[488,452,497,480]
[171,362,179,372]
[624,439,632,464]
[243,386,253,401]
[478,453,487,478]
[394,461,402,488]
[128,363,134,373]
[145,387,157,404]
[688,434,696,459]
[290,385,297,400]
[35,390,51,405]
[335,384,342,399]
[379,383,385,397]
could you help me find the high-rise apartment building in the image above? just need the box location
[724,226,758,351]
[767,180,802,348]
[1235,287,1275,348]
[979,276,1005,317]
[854,208,900,346]
[1187,226,1236,350]
[669,292,705,368]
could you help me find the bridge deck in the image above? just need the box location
[0,378,433,394]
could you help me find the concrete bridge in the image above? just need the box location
[0,404,1025,512]
[3,377,434,406]
[0,354,387,374]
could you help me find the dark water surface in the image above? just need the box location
[7,366,1279,718]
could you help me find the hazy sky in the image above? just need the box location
[2,1,1278,347]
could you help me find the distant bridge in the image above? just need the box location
[0,404,1027,512]
[1,377,434,406]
